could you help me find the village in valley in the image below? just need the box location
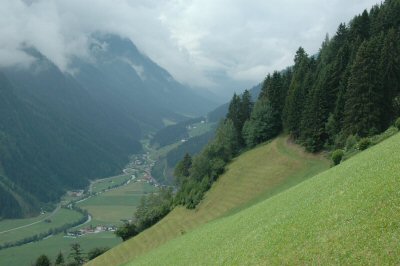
[63,151,160,238]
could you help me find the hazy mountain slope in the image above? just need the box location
[0,35,216,218]
[73,35,217,130]
[129,133,400,265]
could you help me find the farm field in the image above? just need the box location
[89,136,330,266]
[0,164,157,265]
[90,174,132,194]
[187,121,214,138]
[126,133,400,265]
[0,208,83,246]
[0,231,120,266]
[77,181,156,226]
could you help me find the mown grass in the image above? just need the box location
[77,181,155,226]
[89,136,329,266]
[127,133,400,265]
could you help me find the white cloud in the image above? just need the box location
[0,0,381,97]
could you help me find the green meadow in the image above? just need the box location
[126,133,400,265]
[0,208,83,246]
[77,181,156,226]
[89,136,329,266]
[0,176,156,266]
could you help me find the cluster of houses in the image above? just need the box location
[65,225,117,238]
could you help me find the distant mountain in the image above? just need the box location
[72,34,217,131]
[0,34,216,218]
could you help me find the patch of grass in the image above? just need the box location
[0,181,156,265]
[188,122,214,138]
[128,133,400,265]
[91,175,131,194]
[0,208,83,246]
[0,232,120,266]
[77,181,155,226]
[88,136,329,266]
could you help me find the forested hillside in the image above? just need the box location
[173,0,400,210]
[0,35,216,219]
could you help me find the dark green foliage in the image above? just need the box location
[35,255,51,266]
[174,119,239,208]
[242,99,280,148]
[331,150,344,165]
[174,153,192,185]
[345,135,359,151]
[226,91,253,147]
[0,72,142,217]
[87,247,109,260]
[0,183,22,218]
[170,0,400,213]
[395,118,400,130]
[115,222,138,241]
[283,47,312,138]
[357,138,371,151]
[55,252,65,266]
[343,36,384,137]
[134,188,173,232]
[380,29,400,125]
[69,243,84,266]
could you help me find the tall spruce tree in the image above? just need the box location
[379,28,400,124]
[283,47,311,138]
[343,35,384,136]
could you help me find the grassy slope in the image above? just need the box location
[128,133,400,265]
[77,181,155,226]
[89,136,329,266]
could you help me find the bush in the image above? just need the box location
[87,247,109,260]
[345,135,358,151]
[331,149,344,166]
[358,138,371,151]
[395,117,400,130]
[370,126,399,145]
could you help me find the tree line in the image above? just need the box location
[115,0,400,243]
[174,0,400,208]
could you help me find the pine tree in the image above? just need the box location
[69,243,84,266]
[283,47,311,138]
[240,89,253,125]
[35,255,51,266]
[379,28,400,125]
[267,71,286,125]
[343,36,384,137]
[174,153,192,185]
[226,93,242,142]
[55,251,65,266]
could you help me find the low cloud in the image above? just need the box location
[0,0,381,96]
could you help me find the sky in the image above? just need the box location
[0,0,381,99]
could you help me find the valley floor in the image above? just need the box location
[0,152,157,266]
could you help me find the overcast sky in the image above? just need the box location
[0,0,381,98]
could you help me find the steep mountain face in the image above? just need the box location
[0,34,215,218]
[72,34,217,131]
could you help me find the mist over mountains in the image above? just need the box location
[0,34,216,218]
